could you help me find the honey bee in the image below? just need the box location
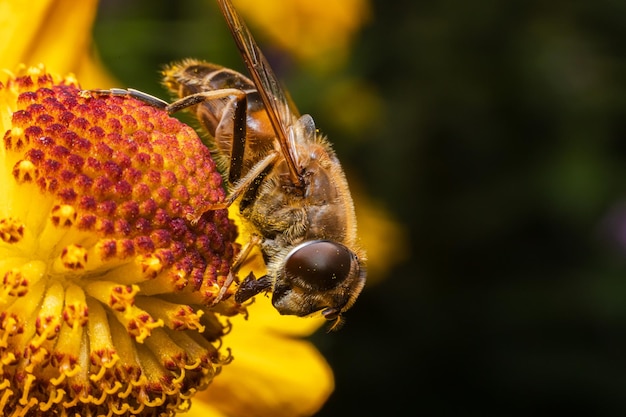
[86,0,366,329]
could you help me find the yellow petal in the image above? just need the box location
[74,47,119,89]
[1,0,92,70]
[194,296,334,417]
[185,401,227,417]
[0,0,117,88]
[0,0,53,68]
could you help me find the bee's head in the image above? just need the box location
[271,240,366,330]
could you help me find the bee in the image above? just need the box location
[86,0,366,329]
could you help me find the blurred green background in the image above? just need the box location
[93,0,626,415]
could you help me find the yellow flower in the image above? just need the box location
[0,65,244,416]
[1,1,404,417]
[236,0,371,69]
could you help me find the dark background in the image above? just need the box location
[94,1,626,415]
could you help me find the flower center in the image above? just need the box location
[0,67,243,417]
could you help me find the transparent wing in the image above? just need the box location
[217,0,302,186]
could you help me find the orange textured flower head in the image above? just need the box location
[0,66,243,417]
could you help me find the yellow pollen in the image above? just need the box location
[11,160,37,183]
[0,218,25,243]
[50,205,77,227]
[140,254,164,278]
[1,269,27,299]
[55,244,88,271]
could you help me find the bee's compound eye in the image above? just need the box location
[284,241,353,291]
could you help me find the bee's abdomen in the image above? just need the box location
[163,59,265,137]
[163,59,255,97]
[162,59,274,172]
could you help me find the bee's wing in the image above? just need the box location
[217,0,303,187]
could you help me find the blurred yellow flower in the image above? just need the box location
[236,0,371,70]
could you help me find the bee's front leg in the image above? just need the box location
[211,234,263,305]
[234,273,272,304]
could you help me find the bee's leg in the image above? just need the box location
[166,88,281,212]
[84,88,247,182]
[82,88,276,210]
[162,90,282,210]
[83,88,272,303]
[81,87,244,115]
[212,234,262,305]
[79,88,171,109]
[234,273,272,304]
[164,89,250,187]
[82,88,246,182]
[216,151,279,206]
